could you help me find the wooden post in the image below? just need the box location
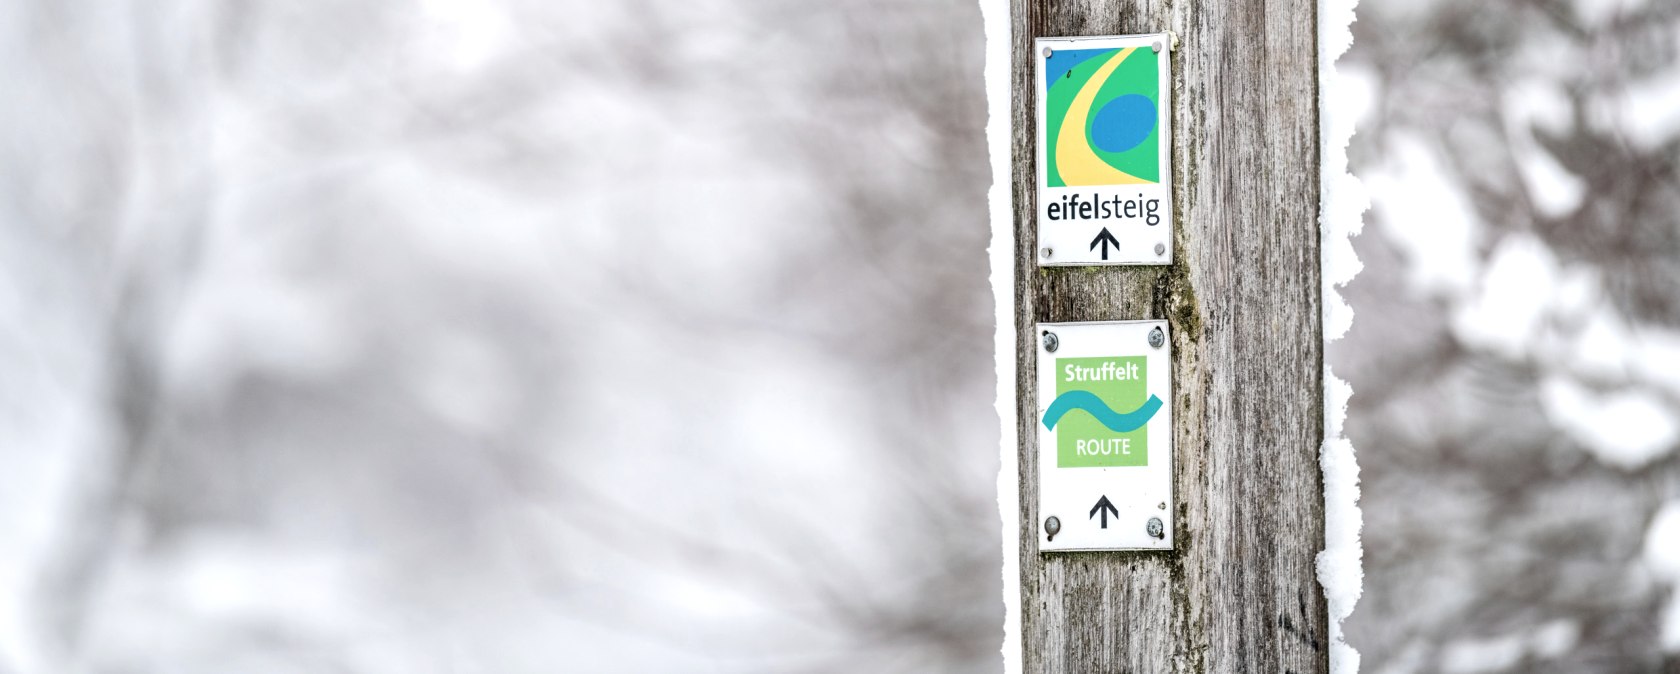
[1012,0,1326,672]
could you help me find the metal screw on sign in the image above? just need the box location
[1043,46,1053,59]
[1151,41,1162,53]
[1045,516,1061,541]
[1147,517,1164,539]
[1154,242,1166,257]
[1148,326,1165,349]
[1041,247,1053,259]
[1042,331,1059,353]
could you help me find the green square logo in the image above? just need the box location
[1044,47,1160,187]
[1055,356,1148,467]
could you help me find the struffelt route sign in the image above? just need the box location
[1036,320,1173,552]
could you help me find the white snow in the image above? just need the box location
[1429,192,1680,472]
[1570,306,1632,379]
[1365,131,1480,297]
[415,0,513,71]
[1503,79,1585,218]
[1548,265,1602,324]
[1645,500,1680,652]
[1320,0,1366,670]
[1595,62,1680,150]
[1452,233,1558,359]
[1321,64,1375,340]
[1441,229,1680,471]
[1438,618,1581,673]
[1504,78,1574,137]
[1440,633,1526,673]
[1572,0,1648,29]
[1529,619,1581,659]
[1511,143,1585,218]
[1541,376,1680,470]
[1467,251,1680,469]
[983,0,1019,671]
[1634,329,1680,398]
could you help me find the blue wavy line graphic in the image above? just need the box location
[1042,391,1162,432]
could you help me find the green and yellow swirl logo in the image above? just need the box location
[1045,47,1160,187]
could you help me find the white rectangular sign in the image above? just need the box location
[1036,320,1173,551]
[1035,34,1173,266]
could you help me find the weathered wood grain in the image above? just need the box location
[1013,0,1325,672]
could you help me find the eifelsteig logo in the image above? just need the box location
[1045,47,1160,187]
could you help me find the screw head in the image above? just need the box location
[1151,41,1162,53]
[1147,517,1164,539]
[1045,516,1061,540]
[1043,46,1053,58]
[1042,331,1059,353]
[1148,326,1165,348]
[1040,247,1052,259]
[1158,502,1166,510]
[1154,242,1166,256]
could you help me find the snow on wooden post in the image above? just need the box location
[1011,0,1328,671]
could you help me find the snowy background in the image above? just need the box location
[0,1,999,672]
[1340,0,1680,670]
[8,0,1680,672]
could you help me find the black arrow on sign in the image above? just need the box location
[1089,495,1119,529]
[1089,228,1120,260]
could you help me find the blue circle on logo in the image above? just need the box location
[1089,94,1156,153]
